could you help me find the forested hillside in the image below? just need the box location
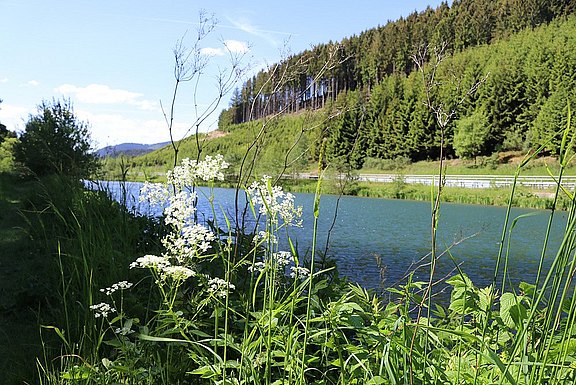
[214,0,576,168]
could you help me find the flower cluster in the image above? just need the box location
[162,265,196,280]
[290,266,310,279]
[90,302,116,318]
[248,250,309,280]
[247,176,303,227]
[100,281,133,296]
[166,155,229,189]
[130,254,171,270]
[164,191,198,228]
[207,277,236,298]
[253,230,278,245]
[162,224,215,261]
[139,182,170,207]
[131,254,196,282]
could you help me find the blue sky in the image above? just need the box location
[1,0,448,148]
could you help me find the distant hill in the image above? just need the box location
[96,142,171,158]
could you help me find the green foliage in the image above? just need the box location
[453,109,490,159]
[0,137,18,173]
[15,99,98,177]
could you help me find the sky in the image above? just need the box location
[0,0,449,149]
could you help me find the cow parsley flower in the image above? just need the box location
[100,281,133,295]
[90,302,116,318]
[247,176,302,227]
[162,265,196,281]
[164,191,197,228]
[162,224,215,261]
[290,266,310,279]
[207,277,235,298]
[248,261,266,274]
[130,254,171,270]
[139,182,170,207]
[167,155,229,189]
[248,251,295,274]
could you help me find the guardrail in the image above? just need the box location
[298,173,576,189]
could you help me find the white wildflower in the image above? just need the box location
[290,266,310,279]
[164,191,197,228]
[130,254,171,270]
[273,251,293,267]
[254,230,278,244]
[207,277,235,298]
[100,281,133,295]
[90,302,116,318]
[195,154,229,181]
[248,261,266,274]
[162,224,215,261]
[139,182,170,206]
[248,251,295,274]
[182,224,215,253]
[247,176,303,227]
[162,265,196,281]
[167,155,229,189]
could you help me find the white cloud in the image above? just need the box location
[75,109,190,147]
[200,47,224,57]
[55,83,158,111]
[224,40,250,54]
[27,80,40,87]
[0,103,33,131]
[0,77,8,83]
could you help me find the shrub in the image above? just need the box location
[15,99,98,177]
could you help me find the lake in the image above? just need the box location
[93,181,567,293]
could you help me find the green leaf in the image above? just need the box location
[500,292,526,329]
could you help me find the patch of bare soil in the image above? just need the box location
[497,151,556,165]
[205,130,229,140]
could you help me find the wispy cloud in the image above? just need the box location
[225,16,295,46]
[55,84,158,111]
[0,77,8,83]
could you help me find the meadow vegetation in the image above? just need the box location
[3,2,576,384]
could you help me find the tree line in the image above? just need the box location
[219,0,576,167]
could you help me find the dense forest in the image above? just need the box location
[217,0,576,167]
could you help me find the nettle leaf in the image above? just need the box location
[447,273,474,289]
[478,285,495,314]
[519,282,535,297]
[500,292,527,329]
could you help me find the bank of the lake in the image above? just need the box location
[280,179,566,210]
[112,172,565,210]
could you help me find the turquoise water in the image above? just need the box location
[96,181,567,292]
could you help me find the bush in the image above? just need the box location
[15,99,98,177]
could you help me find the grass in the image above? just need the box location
[0,174,52,385]
[22,145,576,384]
